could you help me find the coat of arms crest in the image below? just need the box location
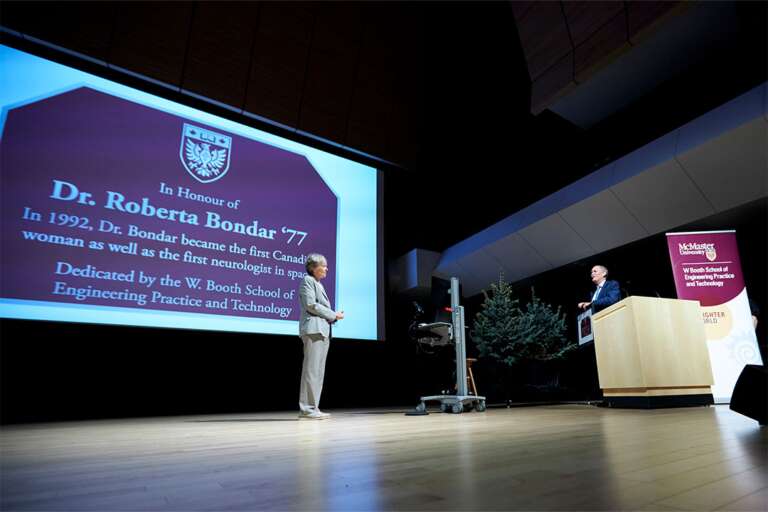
[180,123,232,183]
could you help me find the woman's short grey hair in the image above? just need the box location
[305,253,327,274]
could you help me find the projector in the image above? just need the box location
[413,322,453,347]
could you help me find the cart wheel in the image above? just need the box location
[440,403,450,413]
[475,400,486,412]
[451,403,463,414]
[415,402,426,413]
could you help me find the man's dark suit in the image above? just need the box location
[590,280,621,313]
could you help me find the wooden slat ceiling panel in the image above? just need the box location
[381,99,415,166]
[514,0,686,114]
[531,53,573,113]
[311,2,363,52]
[515,2,572,81]
[347,52,395,158]
[627,0,684,43]
[244,3,315,128]
[510,1,536,23]
[182,2,260,108]
[0,2,464,167]
[255,1,315,44]
[562,1,624,47]
[574,10,628,80]
[358,3,420,164]
[109,2,194,86]
[299,3,363,144]
[300,48,358,142]
[2,2,116,62]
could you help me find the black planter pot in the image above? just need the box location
[520,359,566,401]
[474,358,575,404]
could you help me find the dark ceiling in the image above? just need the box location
[386,1,766,258]
[1,1,765,260]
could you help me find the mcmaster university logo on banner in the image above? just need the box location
[180,123,232,183]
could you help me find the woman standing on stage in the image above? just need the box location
[297,253,344,420]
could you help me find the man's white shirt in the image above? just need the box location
[591,282,605,302]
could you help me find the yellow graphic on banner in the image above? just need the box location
[701,304,732,340]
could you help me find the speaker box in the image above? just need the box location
[729,365,767,425]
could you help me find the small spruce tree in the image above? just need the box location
[472,274,523,366]
[473,275,575,367]
[515,288,574,361]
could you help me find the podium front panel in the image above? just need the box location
[593,301,645,389]
[592,296,714,407]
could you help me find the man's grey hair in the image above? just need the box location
[305,253,327,274]
[594,265,608,275]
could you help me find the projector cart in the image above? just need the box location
[414,277,486,414]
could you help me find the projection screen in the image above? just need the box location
[0,44,384,340]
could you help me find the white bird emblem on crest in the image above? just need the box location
[180,123,232,183]
[185,140,227,177]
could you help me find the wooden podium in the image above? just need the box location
[593,296,714,408]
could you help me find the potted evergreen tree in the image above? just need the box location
[472,274,576,402]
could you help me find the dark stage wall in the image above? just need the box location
[1,298,463,423]
[3,200,764,424]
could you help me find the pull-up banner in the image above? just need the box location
[666,230,763,402]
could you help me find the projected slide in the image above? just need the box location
[0,45,382,340]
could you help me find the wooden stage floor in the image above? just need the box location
[1,404,766,511]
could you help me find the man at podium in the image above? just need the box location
[578,265,621,314]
